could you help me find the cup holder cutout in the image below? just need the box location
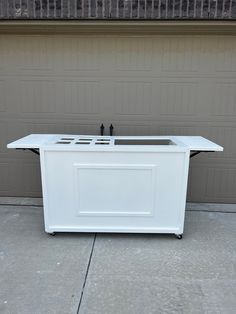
[56,141,71,144]
[75,142,91,145]
[95,142,110,145]
[60,138,75,141]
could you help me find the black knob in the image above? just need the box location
[109,124,114,136]
[100,124,105,136]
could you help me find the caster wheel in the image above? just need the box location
[49,232,56,236]
[175,234,182,239]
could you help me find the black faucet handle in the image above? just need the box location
[109,124,114,136]
[100,124,105,136]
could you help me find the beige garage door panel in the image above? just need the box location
[0,34,235,202]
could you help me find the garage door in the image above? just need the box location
[0,34,235,203]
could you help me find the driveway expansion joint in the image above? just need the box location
[77,233,97,314]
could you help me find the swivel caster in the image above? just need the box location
[175,234,182,239]
[48,232,56,236]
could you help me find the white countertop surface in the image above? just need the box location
[7,134,57,149]
[7,134,223,152]
[173,136,223,151]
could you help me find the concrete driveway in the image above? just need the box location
[0,201,235,314]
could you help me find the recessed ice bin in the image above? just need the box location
[115,139,174,145]
[7,135,223,237]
